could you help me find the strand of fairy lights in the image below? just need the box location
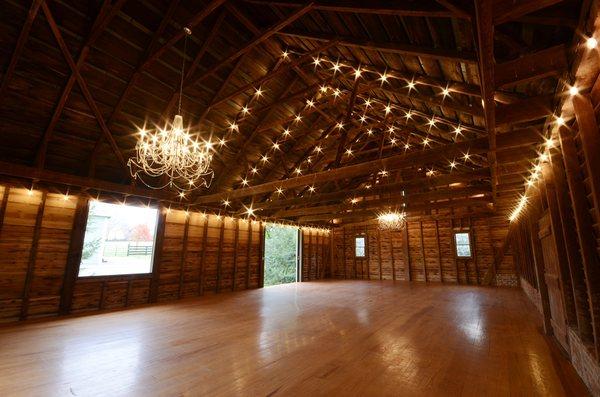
[508,36,596,221]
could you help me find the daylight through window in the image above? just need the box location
[454,232,472,258]
[355,236,366,257]
[78,201,159,277]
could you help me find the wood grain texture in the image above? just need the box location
[0,281,589,396]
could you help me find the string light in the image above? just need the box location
[276,187,284,195]
[556,116,565,125]
[354,67,362,79]
[545,138,555,149]
[282,128,291,137]
[569,86,579,96]
[241,178,249,186]
[222,199,230,207]
[377,211,406,231]
[241,106,250,115]
[261,155,269,162]
[586,37,597,49]
[313,57,321,66]
[308,185,316,193]
[407,80,415,91]
[254,87,263,97]
[250,167,258,174]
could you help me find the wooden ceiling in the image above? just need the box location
[0,0,592,225]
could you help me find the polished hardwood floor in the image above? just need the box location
[0,280,589,396]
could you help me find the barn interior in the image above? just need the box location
[1,0,600,395]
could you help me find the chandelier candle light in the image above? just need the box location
[128,27,214,192]
[377,211,406,231]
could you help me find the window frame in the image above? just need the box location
[453,231,473,259]
[77,199,161,279]
[354,234,367,258]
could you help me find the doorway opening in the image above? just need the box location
[263,225,299,286]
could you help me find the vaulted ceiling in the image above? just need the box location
[0,0,592,225]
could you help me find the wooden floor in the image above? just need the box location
[0,281,589,396]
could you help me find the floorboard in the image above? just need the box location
[0,281,590,396]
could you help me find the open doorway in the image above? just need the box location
[263,225,299,286]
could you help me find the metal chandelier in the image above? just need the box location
[128,27,214,192]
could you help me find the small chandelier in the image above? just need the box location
[128,27,214,192]
[377,211,406,231]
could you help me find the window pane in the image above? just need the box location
[79,201,159,277]
[356,246,365,257]
[456,244,471,257]
[455,232,470,245]
[355,237,366,257]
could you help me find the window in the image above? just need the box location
[454,232,472,258]
[355,236,366,258]
[78,200,159,277]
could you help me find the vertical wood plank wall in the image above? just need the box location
[331,215,516,286]
[0,188,331,323]
[509,81,600,392]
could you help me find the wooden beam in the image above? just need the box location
[35,0,125,169]
[20,191,47,320]
[277,30,478,64]
[178,214,191,298]
[573,94,600,224]
[215,219,225,293]
[232,219,239,291]
[137,0,226,72]
[59,196,89,314]
[199,215,209,295]
[244,0,462,18]
[494,45,568,88]
[246,220,253,288]
[273,186,490,218]
[41,3,128,173]
[194,128,538,203]
[262,168,491,210]
[552,152,594,343]
[435,220,443,282]
[0,0,44,100]
[0,160,181,202]
[402,224,411,281]
[0,186,10,233]
[298,197,492,222]
[559,126,600,357]
[258,222,265,288]
[188,4,314,89]
[493,0,565,25]
[149,205,167,303]
[526,208,552,334]
[419,221,427,282]
[474,0,498,207]
[495,95,553,126]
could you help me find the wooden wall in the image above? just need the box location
[0,187,330,323]
[510,86,600,393]
[331,214,516,286]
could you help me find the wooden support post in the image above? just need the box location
[389,230,396,281]
[60,196,89,314]
[419,221,427,282]
[573,95,600,219]
[308,229,313,280]
[20,191,47,320]
[258,222,265,288]
[198,215,209,295]
[402,223,411,281]
[342,227,347,279]
[526,208,553,335]
[435,220,443,282]
[552,153,594,342]
[245,221,253,289]
[149,205,166,303]
[330,231,336,278]
[451,220,459,284]
[542,164,578,328]
[559,126,600,358]
[377,228,383,280]
[0,186,10,233]
[232,219,239,292]
[99,281,107,310]
[352,228,358,279]
[472,228,480,285]
[215,220,225,293]
[178,214,191,299]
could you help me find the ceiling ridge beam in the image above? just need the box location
[194,128,539,203]
[277,29,478,64]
